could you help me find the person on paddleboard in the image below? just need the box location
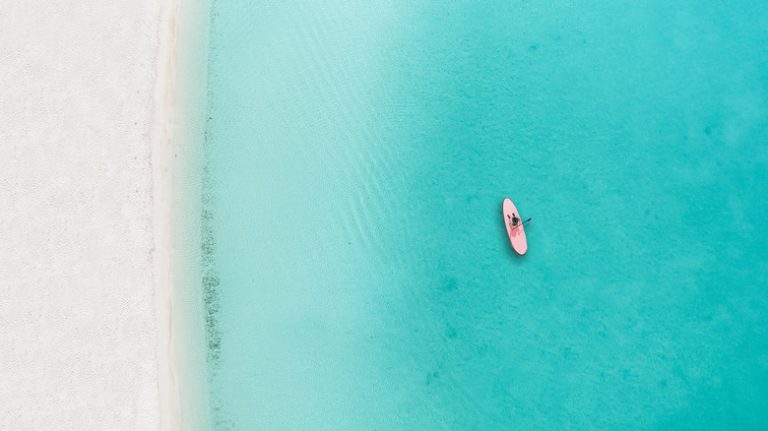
[507,213,530,229]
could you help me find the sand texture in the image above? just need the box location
[0,2,169,429]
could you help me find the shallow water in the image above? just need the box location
[202,1,768,429]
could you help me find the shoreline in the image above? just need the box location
[155,0,212,429]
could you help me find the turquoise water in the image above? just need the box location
[202,1,768,429]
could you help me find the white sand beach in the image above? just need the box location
[0,1,208,429]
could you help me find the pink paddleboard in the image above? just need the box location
[502,198,527,255]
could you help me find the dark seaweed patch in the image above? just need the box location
[202,152,222,369]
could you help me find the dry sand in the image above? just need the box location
[0,1,208,429]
